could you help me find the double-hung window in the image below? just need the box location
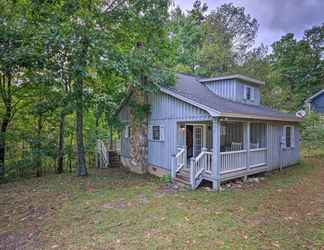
[150,125,164,141]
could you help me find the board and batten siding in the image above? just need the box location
[204,79,261,105]
[310,93,324,113]
[148,92,211,170]
[267,123,300,170]
[120,91,212,171]
[204,79,237,102]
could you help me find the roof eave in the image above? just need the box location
[160,87,302,122]
[200,74,265,86]
[220,112,303,123]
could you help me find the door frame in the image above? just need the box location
[185,123,207,158]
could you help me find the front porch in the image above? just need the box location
[172,119,269,189]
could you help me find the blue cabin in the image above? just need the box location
[304,89,324,113]
[117,73,302,190]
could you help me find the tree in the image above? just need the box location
[270,24,324,111]
[207,3,259,62]
[0,1,37,178]
[197,3,259,76]
[169,1,207,74]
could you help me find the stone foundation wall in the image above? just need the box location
[121,156,169,177]
[127,88,149,174]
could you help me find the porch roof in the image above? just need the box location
[160,73,302,122]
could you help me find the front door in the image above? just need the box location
[193,126,203,157]
[186,125,193,158]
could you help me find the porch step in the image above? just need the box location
[174,168,191,187]
[173,177,191,187]
[109,152,121,168]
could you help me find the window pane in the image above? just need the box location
[152,126,160,140]
[286,126,291,148]
[220,122,244,152]
[246,87,251,100]
[250,123,266,149]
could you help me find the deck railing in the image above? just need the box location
[171,147,187,178]
[220,150,248,174]
[190,148,212,188]
[96,139,110,168]
[249,148,267,168]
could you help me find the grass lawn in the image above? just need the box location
[1,157,324,250]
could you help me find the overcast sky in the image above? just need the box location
[174,0,324,47]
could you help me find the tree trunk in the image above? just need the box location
[69,130,73,173]
[0,73,12,179]
[0,118,9,179]
[57,111,65,173]
[95,109,100,168]
[75,78,87,176]
[35,114,42,177]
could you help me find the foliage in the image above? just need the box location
[160,174,172,183]
[270,25,324,111]
[300,112,324,154]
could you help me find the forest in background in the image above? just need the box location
[0,0,323,180]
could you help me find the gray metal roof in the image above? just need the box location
[162,73,301,122]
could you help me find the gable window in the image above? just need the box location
[244,86,254,101]
[283,125,295,148]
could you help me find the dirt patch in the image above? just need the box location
[0,230,42,250]
[102,199,134,209]
[154,183,181,197]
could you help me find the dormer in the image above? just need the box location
[199,75,265,106]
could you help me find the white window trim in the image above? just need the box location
[149,125,164,141]
[283,125,295,149]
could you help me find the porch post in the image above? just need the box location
[246,122,251,171]
[211,117,221,191]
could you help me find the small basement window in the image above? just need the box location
[152,125,161,141]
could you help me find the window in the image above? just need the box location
[250,123,266,149]
[150,125,164,141]
[152,126,160,141]
[244,86,254,101]
[220,122,244,152]
[284,126,294,148]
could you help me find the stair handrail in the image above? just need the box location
[190,148,212,188]
[96,139,109,168]
[175,147,186,173]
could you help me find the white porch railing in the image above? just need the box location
[220,150,248,174]
[172,148,187,177]
[249,148,267,168]
[96,139,110,168]
[190,148,212,188]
